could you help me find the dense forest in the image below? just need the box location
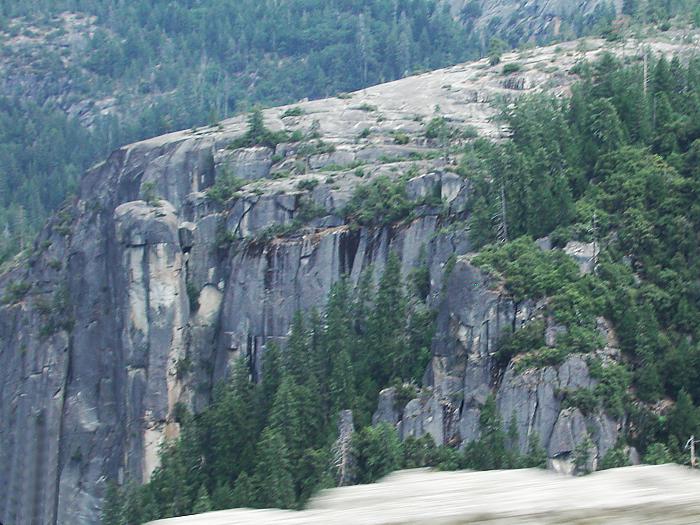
[0,0,633,263]
[103,44,700,522]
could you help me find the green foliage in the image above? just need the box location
[424,116,449,139]
[253,427,296,509]
[463,395,510,470]
[0,0,646,262]
[207,170,245,204]
[494,320,545,368]
[282,107,304,118]
[573,436,593,475]
[343,176,412,227]
[343,173,445,228]
[231,472,254,508]
[598,445,630,470]
[296,140,336,157]
[668,390,700,444]
[502,63,522,75]
[409,263,431,301]
[174,356,192,380]
[516,347,567,372]
[354,103,378,112]
[79,28,700,522]
[402,434,438,468]
[2,280,30,304]
[352,423,402,484]
[101,482,124,525]
[588,360,631,419]
[473,237,579,303]
[644,443,673,465]
[109,253,437,520]
[561,388,598,415]
[228,109,289,149]
[364,252,429,386]
[392,132,410,145]
[519,434,548,469]
[296,179,319,192]
[192,485,213,514]
[140,181,160,205]
[488,38,507,66]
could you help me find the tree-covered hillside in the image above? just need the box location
[0,0,633,263]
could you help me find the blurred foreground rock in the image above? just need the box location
[149,465,700,524]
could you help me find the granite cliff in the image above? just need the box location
[1,31,698,524]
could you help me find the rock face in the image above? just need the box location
[1,34,698,525]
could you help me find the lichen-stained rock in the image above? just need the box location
[114,200,188,481]
[495,355,619,466]
[372,388,400,427]
[214,146,274,181]
[399,395,444,444]
[564,241,599,275]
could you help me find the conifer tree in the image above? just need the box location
[269,376,305,461]
[519,433,547,468]
[634,303,663,402]
[253,428,296,509]
[204,357,258,487]
[192,484,213,514]
[644,443,673,464]
[286,312,309,384]
[506,413,520,464]
[329,345,356,415]
[669,390,699,444]
[231,472,255,508]
[352,423,402,484]
[259,342,283,420]
[368,252,407,385]
[468,195,495,248]
[405,301,435,383]
[653,56,672,96]
[307,307,325,383]
[296,447,333,504]
[211,482,235,510]
[324,279,357,414]
[464,395,508,470]
[101,482,124,525]
[122,482,152,524]
[588,98,625,154]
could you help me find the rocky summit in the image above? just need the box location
[1,26,699,525]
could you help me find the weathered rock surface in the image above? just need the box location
[1,34,699,524]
